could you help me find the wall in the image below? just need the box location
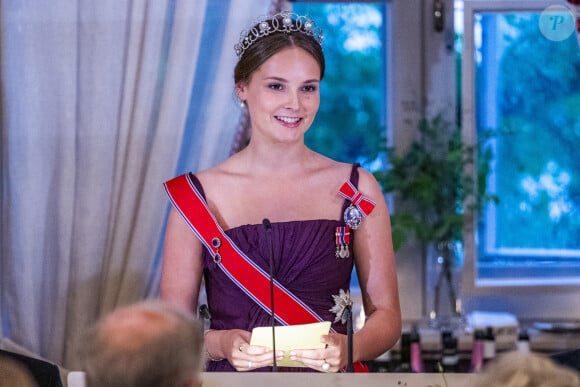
[389,0,457,322]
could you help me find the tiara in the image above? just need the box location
[234,11,323,58]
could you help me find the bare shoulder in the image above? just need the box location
[356,166,382,193]
[313,156,352,179]
[192,157,240,188]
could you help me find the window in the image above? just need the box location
[291,2,388,291]
[461,0,580,318]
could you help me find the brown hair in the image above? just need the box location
[234,18,325,84]
[81,300,203,387]
[471,351,580,387]
[0,356,38,387]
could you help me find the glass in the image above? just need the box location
[426,241,465,330]
[472,11,580,284]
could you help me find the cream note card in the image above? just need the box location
[249,321,331,367]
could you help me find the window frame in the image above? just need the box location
[461,0,580,320]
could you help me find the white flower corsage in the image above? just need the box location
[329,289,353,324]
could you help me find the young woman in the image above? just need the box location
[160,12,401,373]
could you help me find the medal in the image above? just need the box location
[335,226,351,259]
[338,181,376,230]
[343,205,363,230]
[334,180,376,257]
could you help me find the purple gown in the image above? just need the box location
[190,164,360,372]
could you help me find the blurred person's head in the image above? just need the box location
[472,351,580,387]
[0,356,38,387]
[81,300,203,387]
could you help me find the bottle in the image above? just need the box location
[483,326,496,365]
[470,329,485,373]
[441,330,459,372]
[517,329,530,353]
[410,328,424,373]
[396,332,412,372]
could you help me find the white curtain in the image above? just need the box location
[0,0,269,370]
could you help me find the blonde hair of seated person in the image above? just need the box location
[81,300,204,387]
[0,356,39,387]
[471,351,580,387]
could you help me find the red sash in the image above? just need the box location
[164,173,369,372]
[164,174,326,326]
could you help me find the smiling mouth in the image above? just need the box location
[275,116,302,124]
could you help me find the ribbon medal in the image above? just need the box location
[335,226,351,258]
[338,181,376,230]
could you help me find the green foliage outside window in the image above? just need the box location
[480,14,580,250]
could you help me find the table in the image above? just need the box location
[200,372,476,387]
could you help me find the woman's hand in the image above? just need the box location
[210,329,283,371]
[288,333,346,373]
[234,341,283,372]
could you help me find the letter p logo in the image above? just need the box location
[539,5,575,41]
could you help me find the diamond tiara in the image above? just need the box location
[234,11,323,58]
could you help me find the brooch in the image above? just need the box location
[330,289,353,324]
[211,237,222,264]
[338,181,376,230]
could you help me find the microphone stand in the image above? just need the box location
[262,218,277,372]
[198,304,211,331]
[344,305,354,372]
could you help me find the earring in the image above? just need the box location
[240,100,246,108]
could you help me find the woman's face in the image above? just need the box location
[237,47,321,145]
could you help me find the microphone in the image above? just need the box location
[343,305,354,372]
[262,218,277,372]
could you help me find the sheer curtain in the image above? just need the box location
[0,0,268,369]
